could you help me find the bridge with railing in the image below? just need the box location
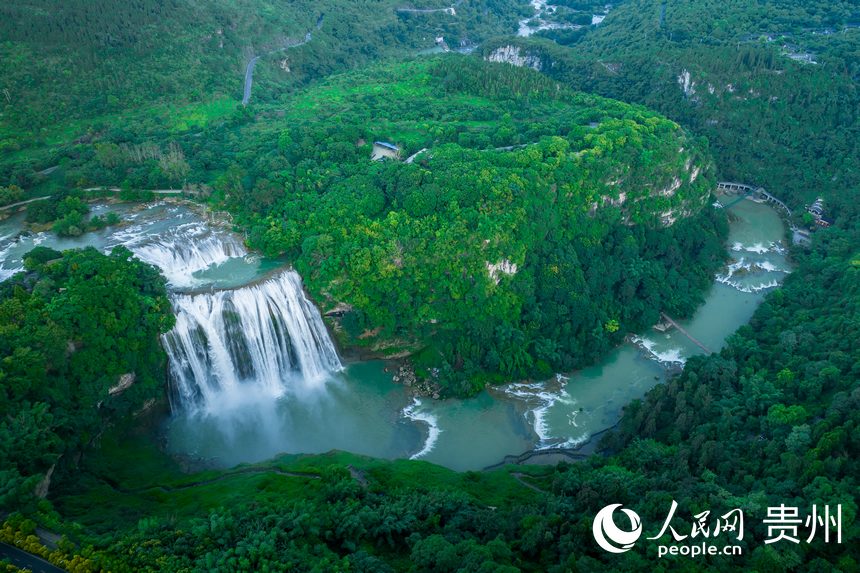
[716,182,792,216]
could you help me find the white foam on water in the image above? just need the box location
[716,256,787,293]
[517,0,581,37]
[0,239,23,281]
[555,434,590,449]
[731,242,769,254]
[501,381,578,448]
[730,241,787,255]
[0,266,23,282]
[630,335,687,365]
[111,221,247,288]
[721,258,789,276]
[758,261,790,273]
[402,398,442,459]
[716,276,781,293]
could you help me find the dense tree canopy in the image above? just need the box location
[0,2,856,572]
[481,0,860,216]
[38,218,859,572]
[0,57,729,394]
[0,0,526,166]
[0,247,173,512]
[212,58,726,393]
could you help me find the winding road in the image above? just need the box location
[99,466,320,496]
[0,187,186,217]
[242,16,324,106]
[242,55,263,106]
[396,0,462,15]
[0,543,65,573]
[396,6,456,14]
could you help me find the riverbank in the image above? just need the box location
[0,195,791,474]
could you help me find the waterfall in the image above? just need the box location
[111,221,247,288]
[0,202,344,420]
[163,270,343,413]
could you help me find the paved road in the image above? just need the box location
[241,37,311,106]
[241,16,325,106]
[242,55,262,105]
[0,542,66,573]
[0,187,185,214]
[0,196,50,212]
[396,7,455,14]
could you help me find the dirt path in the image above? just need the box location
[101,466,320,495]
[511,472,546,493]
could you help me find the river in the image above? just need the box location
[0,196,789,471]
[517,1,610,38]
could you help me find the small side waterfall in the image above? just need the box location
[163,270,343,413]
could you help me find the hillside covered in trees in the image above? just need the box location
[14,214,855,573]
[0,56,729,394]
[0,247,174,515]
[0,0,525,167]
[213,58,726,393]
[0,1,857,572]
[481,0,859,214]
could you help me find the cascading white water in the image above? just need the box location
[111,221,247,288]
[163,270,343,413]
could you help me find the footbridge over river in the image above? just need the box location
[716,182,792,217]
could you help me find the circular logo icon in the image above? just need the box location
[592,504,643,553]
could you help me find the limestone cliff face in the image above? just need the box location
[108,372,136,396]
[482,43,715,228]
[485,45,543,71]
[678,69,697,98]
[593,145,713,228]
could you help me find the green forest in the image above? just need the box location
[1,56,730,394]
[0,0,857,571]
[481,0,859,216]
[215,58,726,393]
[0,247,174,515]
[0,0,525,164]
[4,217,856,572]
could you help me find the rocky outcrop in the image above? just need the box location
[108,372,136,396]
[391,362,441,399]
[678,69,697,98]
[485,45,543,71]
[658,176,683,197]
[486,259,518,285]
[324,302,354,317]
[135,398,157,417]
[34,464,55,498]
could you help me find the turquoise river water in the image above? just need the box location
[0,197,789,471]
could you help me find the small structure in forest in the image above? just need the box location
[652,317,673,333]
[806,197,833,228]
[371,141,401,161]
